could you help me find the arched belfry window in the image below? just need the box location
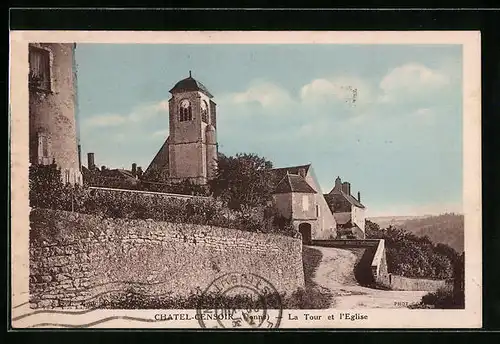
[201,100,209,123]
[179,99,193,122]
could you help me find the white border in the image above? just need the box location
[9,31,482,329]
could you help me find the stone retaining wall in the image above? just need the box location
[29,208,305,309]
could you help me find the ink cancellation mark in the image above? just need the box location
[196,272,283,329]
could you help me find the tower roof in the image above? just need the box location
[169,72,213,98]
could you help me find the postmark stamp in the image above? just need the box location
[196,273,283,329]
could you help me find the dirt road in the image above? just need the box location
[307,246,428,309]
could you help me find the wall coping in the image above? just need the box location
[389,273,453,283]
[371,239,385,276]
[89,186,212,199]
[311,239,379,247]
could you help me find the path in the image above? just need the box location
[306,245,428,309]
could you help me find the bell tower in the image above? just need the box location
[167,72,218,185]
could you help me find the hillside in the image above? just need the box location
[369,213,464,253]
[368,215,427,229]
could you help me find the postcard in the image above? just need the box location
[10,30,482,329]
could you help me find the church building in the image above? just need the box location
[144,72,218,185]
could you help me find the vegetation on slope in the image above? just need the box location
[369,214,464,253]
[365,220,461,280]
[400,213,464,253]
[366,219,465,309]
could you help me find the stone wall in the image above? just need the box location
[389,274,452,292]
[29,208,304,309]
[371,239,390,287]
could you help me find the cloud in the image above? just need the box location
[152,129,168,137]
[227,81,294,109]
[84,114,127,127]
[366,201,462,218]
[411,107,436,126]
[379,63,450,103]
[300,76,373,107]
[84,99,169,128]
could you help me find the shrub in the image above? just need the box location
[415,287,464,309]
[29,164,296,236]
[365,221,455,279]
[94,287,327,310]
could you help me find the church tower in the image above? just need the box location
[158,72,217,185]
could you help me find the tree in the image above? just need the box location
[209,153,275,210]
[29,161,65,209]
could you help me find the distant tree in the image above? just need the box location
[365,222,455,279]
[209,153,275,210]
[365,219,381,233]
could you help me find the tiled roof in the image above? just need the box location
[273,173,317,194]
[169,76,213,98]
[271,164,311,179]
[343,192,365,208]
[325,190,365,209]
[144,136,170,177]
[333,212,352,225]
[116,169,135,179]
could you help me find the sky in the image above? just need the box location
[75,43,463,217]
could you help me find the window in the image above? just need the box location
[63,169,70,185]
[302,195,309,211]
[179,99,193,122]
[201,100,209,123]
[316,205,320,217]
[37,132,52,165]
[29,46,51,92]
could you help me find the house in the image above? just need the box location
[28,43,82,185]
[324,176,366,239]
[143,72,218,185]
[271,164,337,243]
[82,152,142,188]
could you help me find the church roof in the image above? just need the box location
[169,73,213,98]
[144,136,170,177]
[273,173,317,194]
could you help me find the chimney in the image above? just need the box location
[335,176,342,188]
[132,163,137,176]
[342,182,351,195]
[357,191,361,202]
[298,168,306,178]
[137,167,143,178]
[87,153,95,170]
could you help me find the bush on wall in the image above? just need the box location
[30,163,295,236]
[365,220,455,279]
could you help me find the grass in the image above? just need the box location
[299,246,334,309]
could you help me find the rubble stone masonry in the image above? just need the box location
[29,208,305,309]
